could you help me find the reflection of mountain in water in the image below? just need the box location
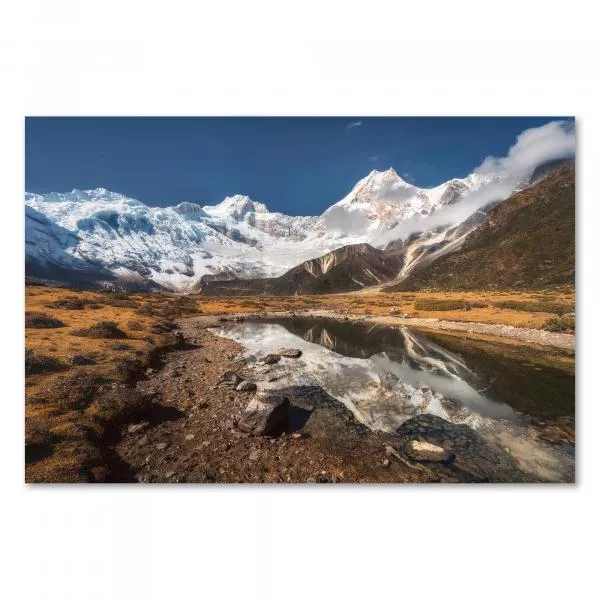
[271,317,574,423]
[215,319,575,482]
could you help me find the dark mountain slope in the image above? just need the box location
[201,243,403,296]
[385,161,575,291]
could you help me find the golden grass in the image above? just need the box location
[25,285,200,482]
[195,287,575,330]
[25,283,574,481]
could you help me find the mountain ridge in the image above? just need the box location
[384,161,575,292]
[25,159,566,292]
[200,243,403,296]
[25,167,497,291]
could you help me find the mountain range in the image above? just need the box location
[25,160,571,293]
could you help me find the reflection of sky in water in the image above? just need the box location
[215,322,516,432]
[214,321,575,482]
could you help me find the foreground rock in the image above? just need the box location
[216,370,243,387]
[405,440,455,464]
[277,348,303,358]
[396,414,526,482]
[261,354,281,365]
[236,380,257,392]
[237,392,290,436]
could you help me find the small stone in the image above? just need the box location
[405,440,455,464]
[145,368,154,376]
[277,348,302,358]
[290,432,303,439]
[185,434,195,441]
[261,354,281,365]
[216,369,243,386]
[127,422,148,434]
[248,449,261,461]
[155,442,168,450]
[382,458,391,468]
[236,380,257,392]
[164,471,175,479]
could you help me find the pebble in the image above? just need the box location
[185,434,195,441]
[127,422,148,434]
[236,380,257,392]
[261,354,281,365]
[277,348,303,358]
[155,442,168,450]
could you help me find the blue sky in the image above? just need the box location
[25,117,571,216]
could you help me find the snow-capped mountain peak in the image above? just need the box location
[203,195,269,221]
[25,165,517,292]
[342,167,415,205]
[172,202,209,218]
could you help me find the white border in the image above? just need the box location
[2,2,599,599]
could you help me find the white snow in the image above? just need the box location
[24,167,516,290]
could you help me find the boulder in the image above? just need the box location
[277,348,302,358]
[237,392,290,436]
[236,380,257,392]
[405,440,455,464]
[261,354,281,365]
[395,414,524,482]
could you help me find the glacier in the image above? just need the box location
[24,168,513,291]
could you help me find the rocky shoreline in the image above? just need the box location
[109,315,566,483]
[215,309,576,352]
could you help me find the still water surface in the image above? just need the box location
[215,317,575,482]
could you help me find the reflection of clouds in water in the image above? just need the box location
[214,322,514,432]
[214,321,575,482]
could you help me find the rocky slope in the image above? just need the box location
[386,161,575,291]
[201,243,403,296]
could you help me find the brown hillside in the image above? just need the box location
[386,161,575,291]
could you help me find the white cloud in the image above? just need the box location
[475,120,575,177]
[374,119,575,244]
[368,154,379,162]
[376,179,516,245]
[346,120,362,130]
